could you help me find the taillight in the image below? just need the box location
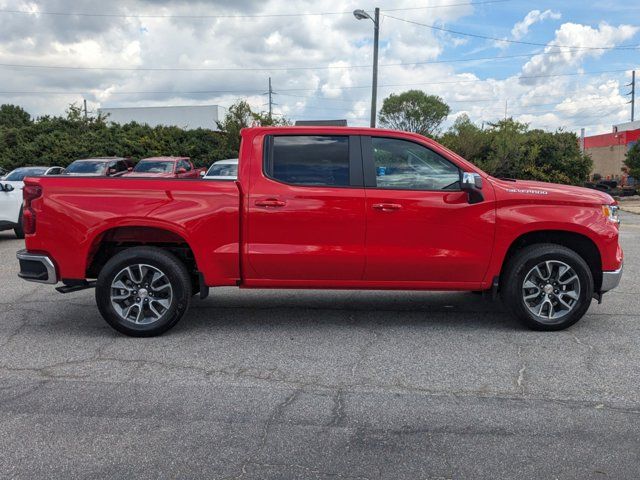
[22,184,42,235]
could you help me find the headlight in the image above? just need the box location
[602,205,620,224]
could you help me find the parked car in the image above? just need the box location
[203,159,238,180]
[0,166,64,238]
[124,157,204,178]
[17,126,622,336]
[64,157,134,177]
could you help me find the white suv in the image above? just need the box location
[0,166,63,238]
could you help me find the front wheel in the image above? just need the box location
[95,247,192,337]
[502,244,594,331]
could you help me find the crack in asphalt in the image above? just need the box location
[516,345,526,396]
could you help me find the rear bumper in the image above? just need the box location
[601,263,623,293]
[16,250,58,284]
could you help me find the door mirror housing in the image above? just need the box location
[107,167,117,175]
[0,183,14,192]
[460,172,484,204]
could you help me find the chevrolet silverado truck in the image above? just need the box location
[16,126,623,336]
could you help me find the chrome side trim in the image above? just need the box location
[16,250,58,284]
[601,264,623,293]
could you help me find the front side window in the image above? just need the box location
[371,137,460,191]
[267,135,349,187]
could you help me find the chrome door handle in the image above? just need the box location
[255,199,286,207]
[372,203,402,211]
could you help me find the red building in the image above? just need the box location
[584,121,640,180]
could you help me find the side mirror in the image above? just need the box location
[176,167,187,174]
[108,167,117,175]
[461,172,484,204]
[127,167,133,172]
[0,183,14,192]
[199,170,206,178]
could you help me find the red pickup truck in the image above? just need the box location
[17,126,623,336]
[124,156,205,178]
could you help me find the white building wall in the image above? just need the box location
[98,105,222,130]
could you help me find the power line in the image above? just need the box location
[0,69,629,95]
[0,68,630,96]
[0,1,511,19]
[383,14,640,51]
[0,51,580,72]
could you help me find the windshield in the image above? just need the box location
[134,161,174,173]
[65,160,108,174]
[5,167,48,181]
[206,163,238,178]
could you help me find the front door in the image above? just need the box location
[362,135,496,286]
[245,134,366,283]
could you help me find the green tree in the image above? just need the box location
[0,104,32,128]
[439,117,591,185]
[439,114,488,166]
[378,90,450,137]
[216,100,290,156]
[624,142,640,179]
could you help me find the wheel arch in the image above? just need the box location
[85,225,200,281]
[499,230,602,292]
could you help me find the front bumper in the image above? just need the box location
[601,263,623,293]
[16,250,58,284]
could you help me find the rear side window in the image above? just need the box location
[266,135,349,187]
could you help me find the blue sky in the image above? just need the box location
[0,0,637,135]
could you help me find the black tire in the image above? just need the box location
[14,210,24,239]
[502,244,593,331]
[95,247,192,337]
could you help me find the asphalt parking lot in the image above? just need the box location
[0,214,639,479]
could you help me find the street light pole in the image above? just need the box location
[354,7,380,128]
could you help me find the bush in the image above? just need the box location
[0,103,229,171]
[439,116,592,185]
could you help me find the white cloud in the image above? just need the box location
[520,22,638,82]
[511,10,561,40]
[0,0,636,136]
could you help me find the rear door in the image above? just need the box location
[362,135,495,285]
[245,134,366,283]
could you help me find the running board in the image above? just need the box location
[56,281,96,294]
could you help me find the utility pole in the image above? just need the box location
[83,99,88,119]
[263,77,276,123]
[627,70,635,122]
[371,7,379,128]
[353,7,379,128]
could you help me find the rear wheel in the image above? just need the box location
[502,244,593,331]
[96,247,192,337]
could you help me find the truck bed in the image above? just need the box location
[24,176,241,285]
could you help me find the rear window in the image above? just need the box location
[207,162,238,178]
[65,160,107,174]
[135,161,173,173]
[266,135,349,187]
[5,167,47,181]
